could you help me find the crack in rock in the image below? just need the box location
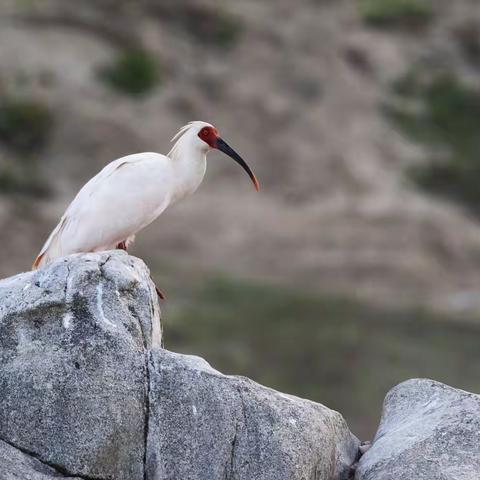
[144,351,153,480]
[0,435,106,480]
[227,382,248,479]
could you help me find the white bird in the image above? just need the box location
[33,121,259,292]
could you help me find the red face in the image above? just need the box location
[198,126,219,148]
[197,124,260,191]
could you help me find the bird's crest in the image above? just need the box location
[170,122,196,143]
[168,121,213,159]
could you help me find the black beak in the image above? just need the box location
[215,137,260,191]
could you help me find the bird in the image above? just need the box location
[32,121,259,297]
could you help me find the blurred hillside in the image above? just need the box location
[2,0,480,438]
[2,0,480,313]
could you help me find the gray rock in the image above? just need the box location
[355,379,480,480]
[0,438,80,479]
[0,251,359,480]
[147,350,359,480]
[0,251,161,480]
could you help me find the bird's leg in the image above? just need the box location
[116,241,128,251]
[149,275,166,300]
[154,283,166,301]
[115,240,165,300]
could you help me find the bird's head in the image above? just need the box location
[192,122,260,191]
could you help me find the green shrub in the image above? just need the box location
[0,97,53,154]
[454,21,480,65]
[99,49,160,97]
[0,159,50,198]
[387,70,480,214]
[175,5,243,48]
[360,0,433,28]
[148,3,243,48]
[203,10,243,48]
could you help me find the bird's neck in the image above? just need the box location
[169,142,207,203]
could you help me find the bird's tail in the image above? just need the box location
[32,245,60,270]
[32,217,67,270]
[32,252,46,269]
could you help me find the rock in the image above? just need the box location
[0,251,161,480]
[355,379,480,480]
[0,438,80,479]
[146,350,360,480]
[358,442,371,455]
[0,251,359,480]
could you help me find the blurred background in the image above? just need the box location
[1,0,480,439]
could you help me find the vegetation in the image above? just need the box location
[161,274,480,438]
[387,70,480,215]
[360,0,433,28]
[200,9,243,48]
[454,21,480,65]
[0,96,53,154]
[0,159,49,198]
[174,5,243,48]
[99,49,161,97]
[0,95,53,197]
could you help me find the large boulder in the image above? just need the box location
[147,350,359,480]
[0,251,359,480]
[355,379,480,480]
[0,251,161,479]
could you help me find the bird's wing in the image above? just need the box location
[33,153,171,269]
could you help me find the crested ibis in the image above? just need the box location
[33,121,259,297]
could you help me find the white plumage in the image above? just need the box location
[33,121,259,269]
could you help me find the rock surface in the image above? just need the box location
[3,252,480,480]
[0,251,359,480]
[147,350,359,480]
[0,251,161,480]
[355,379,480,480]
[0,438,80,480]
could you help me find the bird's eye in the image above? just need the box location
[201,129,208,137]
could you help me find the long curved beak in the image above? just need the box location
[215,137,260,191]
